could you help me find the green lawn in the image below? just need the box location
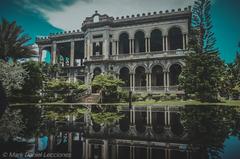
[10,99,240,107]
[107,99,240,106]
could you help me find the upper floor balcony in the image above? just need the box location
[109,50,187,61]
[88,50,187,62]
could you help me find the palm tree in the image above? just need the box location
[0,18,35,62]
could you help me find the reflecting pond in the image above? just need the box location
[1,105,240,159]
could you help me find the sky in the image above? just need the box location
[0,0,239,63]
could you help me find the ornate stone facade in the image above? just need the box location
[36,6,192,93]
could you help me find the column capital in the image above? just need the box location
[163,70,169,73]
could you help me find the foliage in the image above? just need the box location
[43,78,88,103]
[44,107,88,122]
[0,108,25,142]
[181,106,240,159]
[191,0,217,54]
[18,105,42,137]
[0,60,28,96]
[118,89,129,102]
[91,112,124,126]
[0,18,35,61]
[9,61,45,103]
[42,63,61,79]
[0,81,8,118]
[92,74,124,102]
[180,0,224,102]
[220,47,240,99]
[21,61,44,95]
[180,53,224,102]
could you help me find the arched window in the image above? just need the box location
[169,64,182,85]
[119,67,130,87]
[168,27,183,50]
[151,65,164,87]
[150,29,163,51]
[41,47,51,64]
[93,15,100,23]
[57,43,70,66]
[134,31,145,53]
[135,66,146,87]
[119,33,130,54]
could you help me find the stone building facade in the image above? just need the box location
[36,6,192,93]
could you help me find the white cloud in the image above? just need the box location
[36,0,193,31]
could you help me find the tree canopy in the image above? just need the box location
[0,18,35,61]
[180,0,224,102]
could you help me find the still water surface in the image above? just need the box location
[1,105,240,159]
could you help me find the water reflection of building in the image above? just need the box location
[79,106,201,159]
[36,7,191,93]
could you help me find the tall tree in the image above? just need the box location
[0,18,35,62]
[180,0,224,102]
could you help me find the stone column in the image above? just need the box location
[116,41,119,55]
[132,73,135,92]
[132,106,135,124]
[111,145,117,159]
[52,43,57,64]
[68,132,72,153]
[129,39,132,54]
[130,73,133,91]
[70,41,75,66]
[48,134,54,152]
[149,106,152,125]
[82,141,86,159]
[87,39,91,60]
[146,73,149,92]
[130,146,135,159]
[165,149,172,159]
[149,73,152,92]
[102,140,108,159]
[163,71,167,92]
[38,47,42,62]
[183,34,186,50]
[145,38,148,52]
[168,149,171,159]
[84,40,87,59]
[112,40,116,55]
[132,39,135,54]
[167,71,170,91]
[88,143,92,159]
[163,36,165,51]
[148,38,151,52]
[166,36,169,51]
[186,34,189,49]
[116,144,119,159]
[164,106,168,126]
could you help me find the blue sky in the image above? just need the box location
[0,0,239,63]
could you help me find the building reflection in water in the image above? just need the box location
[33,105,240,159]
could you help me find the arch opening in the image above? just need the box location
[119,67,130,87]
[119,33,130,54]
[151,65,164,88]
[169,64,182,86]
[168,27,183,50]
[135,66,146,87]
[41,47,51,64]
[150,29,163,51]
[57,43,70,66]
[134,31,145,53]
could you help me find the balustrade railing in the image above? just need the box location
[135,86,147,92]
[151,86,165,92]
[108,50,186,61]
